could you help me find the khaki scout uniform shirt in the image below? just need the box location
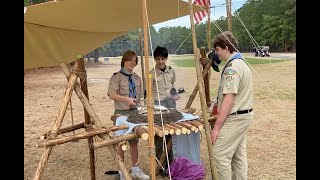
[150,66,176,101]
[107,71,142,110]
[217,53,253,114]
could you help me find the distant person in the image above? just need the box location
[149,46,178,176]
[211,31,254,180]
[107,50,150,180]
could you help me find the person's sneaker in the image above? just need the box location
[130,166,150,179]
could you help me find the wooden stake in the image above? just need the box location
[92,134,138,149]
[165,123,181,136]
[164,124,175,135]
[169,123,188,134]
[150,126,164,137]
[187,120,204,131]
[118,141,127,151]
[134,126,149,140]
[155,124,169,135]
[176,121,197,132]
[37,128,110,148]
[40,122,88,140]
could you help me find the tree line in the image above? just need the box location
[25,0,296,58]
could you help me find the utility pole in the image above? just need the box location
[226,0,232,32]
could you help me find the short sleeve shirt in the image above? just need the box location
[107,71,142,110]
[149,66,176,101]
[217,57,254,114]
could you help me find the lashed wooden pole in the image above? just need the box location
[33,73,78,180]
[188,0,219,179]
[138,28,146,97]
[142,0,155,178]
[75,58,96,180]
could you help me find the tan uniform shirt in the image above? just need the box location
[150,66,176,101]
[107,71,142,110]
[217,55,253,114]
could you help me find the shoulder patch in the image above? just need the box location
[224,69,236,75]
[113,72,118,76]
[225,82,233,89]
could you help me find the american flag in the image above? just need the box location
[193,0,210,24]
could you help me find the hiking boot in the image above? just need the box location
[131,166,150,179]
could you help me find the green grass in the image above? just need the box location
[173,57,287,67]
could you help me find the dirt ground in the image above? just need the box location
[24,54,296,180]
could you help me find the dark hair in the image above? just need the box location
[153,46,168,59]
[121,50,138,67]
[213,31,238,53]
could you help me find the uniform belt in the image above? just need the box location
[230,108,253,115]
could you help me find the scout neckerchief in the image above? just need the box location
[216,52,244,103]
[119,67,137,98]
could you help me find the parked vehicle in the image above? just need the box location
[253,46,270,57]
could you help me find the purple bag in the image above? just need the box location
[168,157,205,180]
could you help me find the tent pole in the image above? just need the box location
[142,0,156,179]
[75,58,96,180]
[138,28,146,99]
[188,0,219,179]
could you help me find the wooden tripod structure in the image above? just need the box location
[32,0,220,180]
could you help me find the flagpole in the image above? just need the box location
[188,0,219,179]
[207,0,211,51]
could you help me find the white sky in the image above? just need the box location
[153,0,247,31]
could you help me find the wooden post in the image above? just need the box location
[75,58,96,180]
[200,48,211,106]
[142,0,156,179]
[33,73,78,180]
[188,0,219,179]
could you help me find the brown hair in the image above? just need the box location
[121,50,138,67]
[213,31,238,53]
